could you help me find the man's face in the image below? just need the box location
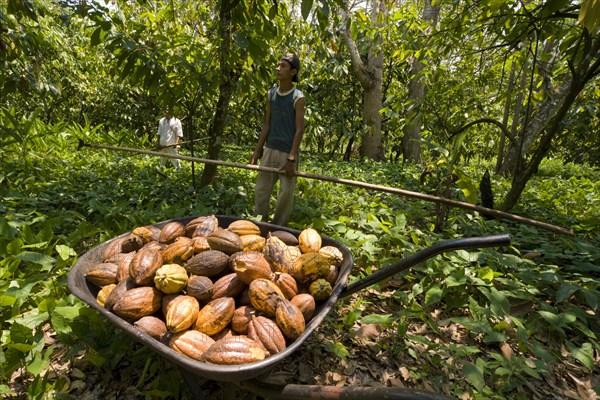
[276,59,295,81]
[164,108,172,119]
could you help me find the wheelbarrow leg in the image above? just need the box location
[178,367,208,400]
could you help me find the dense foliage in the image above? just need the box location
[1,123,599,399]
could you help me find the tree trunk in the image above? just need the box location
[199,0,241,187]
[340,0,385,161]
[501,32,600,211]
[402,0,439,164]
[495,62,516,173]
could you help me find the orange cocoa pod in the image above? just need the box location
[191,236,211,253]
[298,228,322,253]
[240,234,267,252]
[290,293,316,322]
[134,316,167,340]
[85,262,119,287]
[112,286,163,321]
[272,272,298,300]
[231,305,256,334]
[165,295,200,333]
[161,237,194,264]
[102,237,127,262]
[275,298,305,340]
[191,215,219,238]
[263,234,295,274]
[231,251,274,284]
[248,316,287,355]
[201,336,268,365]
[159,221,185,244]
[104,277,136,311]
[169,330,215,361]
[195,297,235,336]
[211,273,247,300]
[129,247,163,286]
[248,278,285,317]
[227,220,261,237]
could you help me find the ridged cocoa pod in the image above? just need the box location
[227,220,261,237]
[102,237,124,262]
[275,298,305,340]
[211,273,247,300]
[195,297,235,336]
[186,275,214,303]
[231,251,274,284]
[263,234,295,274]
[184,216,210,237]
[231,305,256,334]
[161,237,194,265]
[96,284,116,307]
[240,234,266,252]
[141,240,164,252]
[290,252,330,284]
[248,316,287,355]
[270,230,299,246]
[191,215,219,238]
[162,293,179,316]
[318,245,343,267]
[132,226,154,244]
[271,272,297,299]
[248,278,285,317]
[129,247,163,286]
[207,229,243,255]
[104,277,136,311]
[121,233,144,253]
[298,228,322,253]
[165,295,200,333]
[134,315,167,340]
[309,278,333,301]
[85,262,119,287]
[112,286,162,321]
[201,336,268,365]
[185,250,229,277]
[154,264,188,294]
[290,293,316,322]
[159,221,185,244]
[169,330,215,361]
[112,251,136,282]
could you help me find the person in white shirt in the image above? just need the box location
[157,106,183,170]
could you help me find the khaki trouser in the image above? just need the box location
[254,147,297,226]
[160,146,180,169]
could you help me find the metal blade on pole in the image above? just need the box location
[77,139,574,236]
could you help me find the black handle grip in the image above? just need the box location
[340,234,511,298]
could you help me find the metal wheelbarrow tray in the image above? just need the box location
[67,215,510,394]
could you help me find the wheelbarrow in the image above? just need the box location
[67,215,511,400]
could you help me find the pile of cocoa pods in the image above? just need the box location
[84,216,344,365]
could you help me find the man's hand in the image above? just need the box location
[282,160,296,177]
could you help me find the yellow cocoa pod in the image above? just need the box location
[165,295,200,333]
[161,237,195,264]
[291,252,330,284]
[318,245,343,267]
[298,228,322,253]
[227,220,261,236]
[232,251,274,284]
[240,234,266,252]
[154,264,189,294]
[263,234,295,274]
[96,284,116,307]
[195,297,235,336]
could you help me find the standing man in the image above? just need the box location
[250,53,305,226]
[157,106,183,170]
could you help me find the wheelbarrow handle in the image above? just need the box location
[340,234,511,298]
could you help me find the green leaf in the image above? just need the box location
[425,284,443,306]
[301,0,313,20]
[16,251,56,267]
[360,313,395,325]
[479,287,510,317]
[327,341,349,360]
[555,283,580,303]
[462,361,485,390]
[566,341,595,372]
[27,346,53,375]
[56,244,77,261]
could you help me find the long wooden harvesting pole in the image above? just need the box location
[78,140,574,236]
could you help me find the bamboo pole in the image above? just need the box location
[78,140,574,236]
